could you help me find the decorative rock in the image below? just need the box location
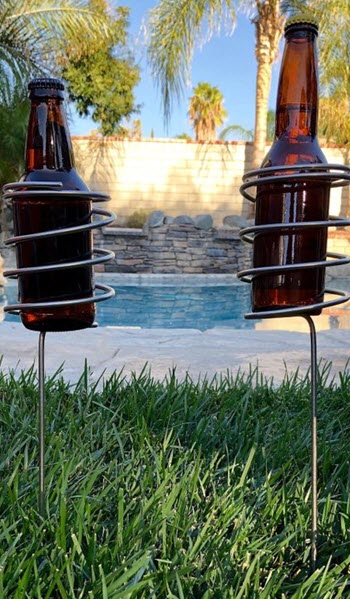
[147,210,165,227]
[164,216,174,224]
[173,215,195,225]
[194,214,213,230]
[223,215,249,229]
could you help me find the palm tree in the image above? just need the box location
[251,1,284,165]
[0,0,109,100]
[146,0,287,167]
[189,82,227,141]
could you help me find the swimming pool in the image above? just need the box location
[98,283,255,329]
[0,277,255,330]
[1,275,349,331]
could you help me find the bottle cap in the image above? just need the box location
[284,13,318,36]
[28,78,65,99]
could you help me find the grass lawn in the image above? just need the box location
[0,363,350,597]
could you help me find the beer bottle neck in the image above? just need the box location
[25,97,75,171]
[275,28,318,140]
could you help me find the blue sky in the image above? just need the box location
[69,1,282,138]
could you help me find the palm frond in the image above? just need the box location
[219,124,254,141]
[8,3,109,41]
[0,0,111,83]
[146,0,236,124]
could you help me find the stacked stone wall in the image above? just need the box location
[94,214,252,274]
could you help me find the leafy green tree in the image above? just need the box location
[0,0,141,263]
[0,0,140,192]
[0,84,29,249]
[0,88,28,188]
[189,82,227,141]
[0,0,140,267]
[0,0,116,186]
[61,1,140,136]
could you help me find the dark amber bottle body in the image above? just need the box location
[13,78,95,332]
[252,23,330,314]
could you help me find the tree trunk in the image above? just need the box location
[246,1,284,218]
[251,0,284,171]
[253,57,273,169]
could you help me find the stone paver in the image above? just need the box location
[0,321,349,385]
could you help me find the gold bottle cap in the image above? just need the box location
[284,13,318,35]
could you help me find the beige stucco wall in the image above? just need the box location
[73,137,350,226]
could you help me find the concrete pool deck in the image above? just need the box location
[0,320,349,385]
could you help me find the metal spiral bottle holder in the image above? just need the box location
[237,163,350,571]
[2,181,116,517]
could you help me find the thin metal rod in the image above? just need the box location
[304,315,318,572]
[38,331,46,518]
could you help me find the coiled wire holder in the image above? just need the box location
[237,163,350,572]
[2,181,116,517]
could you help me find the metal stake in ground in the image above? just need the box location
[237,163,350,572]
[38,331,46,518]
[304,315,318,572]
[2,181,115,518]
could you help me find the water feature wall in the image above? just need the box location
[94,213,252,274]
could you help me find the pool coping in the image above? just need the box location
[2,272,242,291]
[96,272,241,287]
[3,270,348,291]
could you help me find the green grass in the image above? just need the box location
[0,362,350,597]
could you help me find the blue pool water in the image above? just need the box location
[1,282,255,330]
[3,278,349,330]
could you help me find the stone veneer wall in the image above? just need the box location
[94,216,252,274]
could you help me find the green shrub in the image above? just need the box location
[125,208,151,228]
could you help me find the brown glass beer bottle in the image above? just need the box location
[13,78,95,331]
[252,15,330,313]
